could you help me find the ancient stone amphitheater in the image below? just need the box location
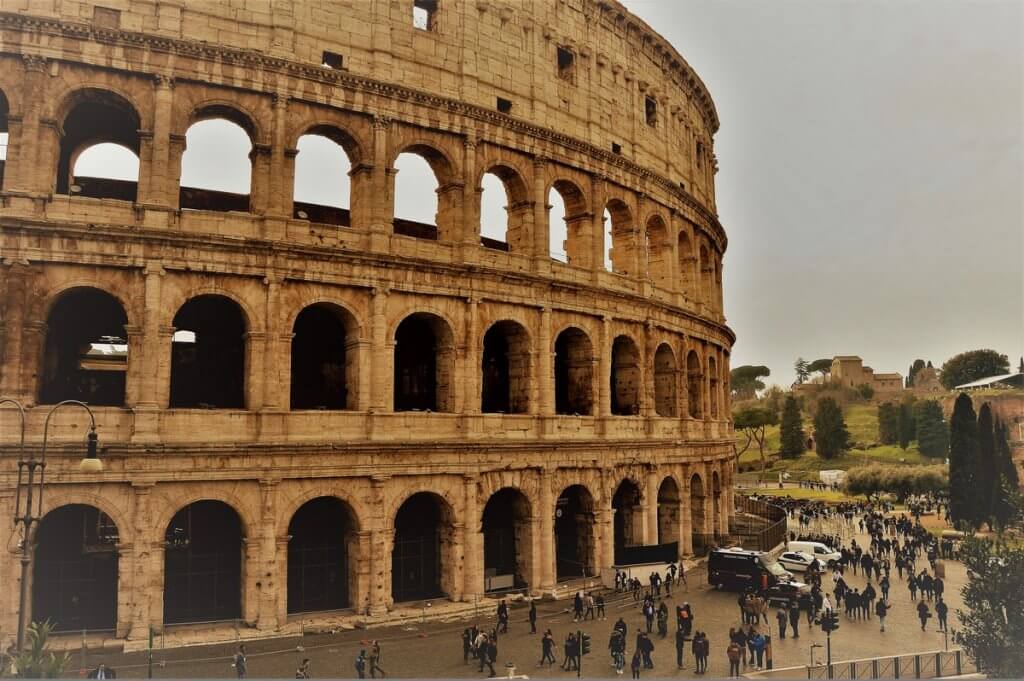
[0,0,735,645]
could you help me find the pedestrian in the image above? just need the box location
[609,629,626,675]
[295,658,311,679]
[585,592,596,620]
[354,650,367,679]
[908,574,918,601]
[917,599,931,631]
[461,627,473,663]
[539,629,556,666]
[597,593,606,620]
[232,645,247,679]
[876,598,888,632]
[484,635,497,678]
[788,600,801,638]
[87,663,116,679]
[497,599,509,633]
[631,650,642,679]
[562,632,578,671]
[639,631,655,669]
[643,599,655,633]
[936,598,948,632]
[369,640,386,678]
[528,599,537,634]
[776,608,787,639]
[697,631,710,674]
[750,630,766,670]
[727,639,742,677]
[573,591,584,621]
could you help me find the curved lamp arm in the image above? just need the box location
[0,398,28,525]
[38,400,100,519]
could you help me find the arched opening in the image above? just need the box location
[393,147,450,241]
[555,485,594,580]
[170,295,246,409]
[39,287,128,406]
[605,199,634,275]
[712,471,723,541]
[293,128,354,226]
[602,208,613,271]
[0,89,8,188]
[708,355,719,419]
[699,243,713,307]
[612,479,642,561]
[287,497,358,614]
[56,89,140,200]
[393,312,455,412]
[164,500,244,624]
[610,335,641,416]
[686,350,703,419]
[549,180,587,266]
[654,344,677,417]
[480,171,509,250]
[714,255,723,312]
[690,474,707,554]
[179,108,254,212]
[290,304,357,410]
[554,327,593,416]
[645,215,670,283]
[481,320,530,414]
[33,504,119,632]
[482,488,532,592]
[678,230,694,299]
[392,492,454,602]
[657,478,680,546]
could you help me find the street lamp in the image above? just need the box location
[4,398,102,651]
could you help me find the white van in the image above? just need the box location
[787,540,840,566]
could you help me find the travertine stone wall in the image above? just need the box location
[0,0,735,644]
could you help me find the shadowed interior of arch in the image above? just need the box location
[554,327,593,415]
[55,90,141,201]
[393,313,454,412]
[481,320,530,414]
[392,492,453,602]
[290,303,356,410]
[612,479,642,560]
[170,295,246,409]
[481,488,531,592]
[555,484,594,580]
[287,496,357,613]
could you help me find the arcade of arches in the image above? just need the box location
[17,465,733,639]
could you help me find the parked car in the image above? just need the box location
[765,581,811,607]
[787,540,841,566]
[777,551,817,572]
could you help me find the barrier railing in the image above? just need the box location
[734,495,788,552]
[802,649,971,680]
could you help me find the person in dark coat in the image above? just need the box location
[639,632,655,669]
[497,600,509,633]
[775,608,787,639]
[675,626,686,669]
[936,598,949,632]
[539,629,556,666]
[788,600,801,638]
[528,599,537,633]
[87,664,116,679]
[484,636,498,678]
[916,599,931,631]
[233,645,247,679]
[461,628,473,663]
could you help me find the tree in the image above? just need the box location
[992,418,1022,530]
[940,349,1010,389]
[906,359,927,387]
[844,464,948,500]
[877,402,899,445]
[733,405,778,480]
[807,358,832,382]
[915,400,949,459]
[976,403,997,528]
[955,537,1024,677]
[897,401,915,450]
[948,393,979,527]
[778,395,805,460]
[730,365,771,400]
[813,397,849,459]
[793,357,810,385]
[856,383,874,400]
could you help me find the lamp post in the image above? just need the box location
[4,398,102,651]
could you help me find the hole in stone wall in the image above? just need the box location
[321,51,344,69]
[645,96,657,127]
[687,350,703,419]
[290,304,354,410]
[413,0,438,30]
[555,485,594,580]
[496,97,513,114]
[481,321,530,414]
[610,335,641,416]
[56,90,140,200]
[657,477,680,545]
[170,295,246,409]
[287,497,356,613]
[180,112,253,212]
[293,129,353,227]
[393,313,453,412]
[392,492,452,602]
[654,343,677,417]
[554,327,593,416]
[557,46,575,81]
[612,479,642,559]
[482,488,531,591]
[393,151,441,240]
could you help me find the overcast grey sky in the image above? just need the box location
[622,0,1023,386]
[73,0,1023,388]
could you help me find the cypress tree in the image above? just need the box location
[991,418,1021,530]
[976,403,996,528]
[897,402,915,450]
[948,393,978,527]
[878,403,899,445]
[778,395,806,460]
[916,400,949,459]
[813,397,849,459]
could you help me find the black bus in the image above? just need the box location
[708,548,792,591]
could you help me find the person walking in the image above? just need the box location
[675,626,686,670]
[562,632,578,671]
[631,650,643,679]
[87,663,116,679]
[643,599,655,633]
[639,631,655,669]
[697,631,710,674]
[788,600,801,638]
[295,658,311,679]
[936,598,949,632]
[597,593,606,620]
[727,639,742,678]
[369,640,386,679]
[354,650,367,679]
[750,630,766,670]
[916,599,931,631]
[776,608,788,639]
[461,628,473,664]
[539,629,556,666]
[876,598,888,632]
[609,629,626,675]
[584,592,596,620]
[232,645,247,679]
[484,635,498,678]
[573,591,584,622]
[497,600,509,633]
[528,599,537,634]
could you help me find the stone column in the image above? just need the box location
[154,325,175,409]
[0,260,32,401]
[126,483,161,640]
[267,94,290,217]
[461,137,479,251]
[369,287,390,412]
[596,508,614,575]
[589,175,607,280]
[645,469,659,545]
[537,307,553,416]
[249,479,280,630]
[641,322,655,419]
[366,115,393,253]
[0,490,17,640]
[462,474,483,600]
[368,476,391,613]
[531,157,551,271]
[679,473,693,555]
[9,55,48,194]
[597,316,611,417]
[538,470,555,592]
[123,324,144,407]
[136,263,165,406]
[464,298,480,414]
[245,330,266,410]
[261,274,284,410]
[137,75,175,210]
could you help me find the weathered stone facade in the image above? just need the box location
[0,0,735,645]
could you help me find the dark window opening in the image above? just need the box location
[287,497,355,613]
[554,328,593,416]
[696,142,704,168]
[611,142,622,155]
[645,96,658,127]
[653,344,677,417]
[482,489,531,591]
[394,313,453,412]
[481,321,530,414]
[39,288,128,406]
[557,47,575,81]
[555,485,594,580]
[413,0,438,30]
[392,493,448,602]
[612,480,642,561]
[56,91,141,201]
[33,505,119,632]
[322,51,344,69]
[657,478,680,546]
[164,501,243,625]
[290,304,353,410]
[610,336,640,416]
[496,97,513,114]
[170,295,246,409]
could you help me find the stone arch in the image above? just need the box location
[690,473,707,553]
[481,487,533,591]
[645,213,671,284]
[610,334,641,416]
[554,325,594,416]
[169,294,248,409]
[292,124,359,226]
[392,311,456,412]
[479,162,530,251]
[392,141,459,241]
[287,496,360,613]
[290,302,360,410]
[54,87,141,199]
[180,103,257,211]
[0,87,8,189]
[481,319,531,414]
[32,504,121,632]
[699,241,713,307]
[604,197,635,275]
[554,483,596,579]
[611,478,643,560]
[677,228,695,299]
[184,100,261,140]
[686,349,703,419]
[708,354,719,419]
[654,343,677,417]
[657,476,681,546]
[291,121,366,166]
[548,177,589,265]
[391,491,457,602]
[38,286,129,406]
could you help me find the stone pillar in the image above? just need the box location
[531,157,551,270]
[261,274,284,410]
[538,470,555,592]
[462,474,483,600]
[0,261,32,401]
[126,483,162,639]
[589,174,607,279]
[645,469,659,545]
[537,307,553,416]
[596,508,614,574]
[248,479,280,630]
[123,324,144,407]
[9,55,48,194]
[366,115,393,253]
[154,325,175,409]
[249,141,273,215]
[461,137,479,251]
[274,535,290,626]
[369,287,390,412]
[267,94,290,217]
[368,476,391,613]
[136,263,165,406]
[597,316,611,417]
[641,322,655,419]
[0,490,17,640]
[244,330,266,410]
[679,474,693,555]
[138,75,175,209]
[464,298,480,414]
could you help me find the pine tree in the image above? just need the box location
[976,404,996,528]
[897,401,915,450]
[877,403,899,445]
[813,397,849,459]
[916,400,949,459]
[778,395,805,460]
[991,418,1022,530]
[948,393,978,527]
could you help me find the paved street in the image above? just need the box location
[74,527,966,679]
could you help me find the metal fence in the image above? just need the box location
[734,495,788,552]
[805,649,973,680]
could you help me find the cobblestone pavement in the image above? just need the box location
[72,527,966,678]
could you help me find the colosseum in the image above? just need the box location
[0,0,735,648]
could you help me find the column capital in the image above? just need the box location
[152,73,175,90]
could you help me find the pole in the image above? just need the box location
[148,625,154,679]
[826,629,832,680]
[2,398,28,651]
[576,629,582,679]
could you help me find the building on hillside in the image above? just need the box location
[909,366,944,394]
[829,356,904,395]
